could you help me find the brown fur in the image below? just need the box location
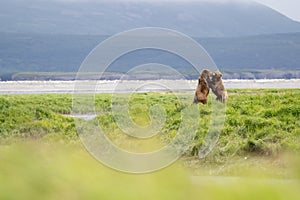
[200,69,211,80]
[193,70,210,104]
[209,71,228,103]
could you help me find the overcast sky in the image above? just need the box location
[52,0,300,22]
[255,0,300,22]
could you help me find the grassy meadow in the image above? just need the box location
[0,89,300,199]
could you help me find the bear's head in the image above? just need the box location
[201,69,211,80]
[211,71,222,83]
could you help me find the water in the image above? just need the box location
[0,79,299,94]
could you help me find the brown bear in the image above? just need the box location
[209,71,228,103]
[200,69,211,81]
[193,70,210,104]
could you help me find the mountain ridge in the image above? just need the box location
[1,0,300,37]
[1,31,300,80]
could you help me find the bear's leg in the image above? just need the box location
[193,94,199,104]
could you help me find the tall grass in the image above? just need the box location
[0,142,300,200]
[1,89,300,199]
[0,89,299,174]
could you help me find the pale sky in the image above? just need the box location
[255,0,300,22]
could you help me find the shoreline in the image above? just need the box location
[0,79,300,94]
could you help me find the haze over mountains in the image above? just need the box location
[1,0,300,80]
[2,0,300,37]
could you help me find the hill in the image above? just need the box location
[1,0,300,37]
[1,32,300,80]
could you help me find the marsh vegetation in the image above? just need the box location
[0,89,300,199]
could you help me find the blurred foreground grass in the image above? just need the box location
[0,89,300,199]
[0,141,300,200]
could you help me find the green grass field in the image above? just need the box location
[0,89,300,199]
